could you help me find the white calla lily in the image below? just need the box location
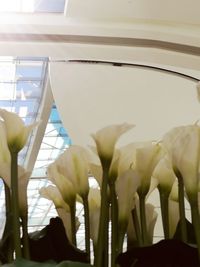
[55,153,74,184]
[88,188,101,246]
[56,208,80,243]
[153,155,176,194]
[136,142,161,197]
[164,125,200,201]
[56,145,90,198]
[146,177,159,200]
[117,142,152,176]
[163,124,200,252]
[109,149,120,183]
[145,203,158,244]
[91,123,134,162]
[0,121,11,185]
[169,180,179,202]
[127,201,158,245]
[162,126,185,155]
[117,143,136,176]
[0,109,39,153]
[39,185,70,212]
[176,126,200,201]
[116,169,140,227]
[88,187,101,210]
[68,145,90,197]
[89,163,102,187]
[47,163,76,207]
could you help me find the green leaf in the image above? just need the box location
[2,259,92,267]
[57,261,91,267]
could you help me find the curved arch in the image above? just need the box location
[66,59,200,83]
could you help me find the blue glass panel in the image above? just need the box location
[49,107,60,122]
[33,0,66,13]
[16,65,44,79]
[49,105,72,145]
[16,81,41,98]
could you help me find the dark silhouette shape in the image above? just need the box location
[173,219,196,244]
[116,239,200,267]
[29,217,89,263]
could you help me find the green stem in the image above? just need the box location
[132,208,142,246]
[177,173,187,243]
[103,200,109,267]
[93,243,96,262]
[21,216,30,259]
[139,195,148,245]
[70,202,77,246]
[159,189,169,239]
[2,181,13,262]
[10,151,22,258]
[190,201,200,262]
[109,181,119,267]
[94,159,110,267]
[82,195,90,262]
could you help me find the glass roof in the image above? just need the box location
[32,103,72,178]
[0,0,66,13]
[0,56,90,251]
[0,57,48,165]
[27,104,72,232]
[0,54,125,256]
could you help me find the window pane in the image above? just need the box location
[33,0,66,13]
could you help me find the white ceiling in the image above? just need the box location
[50,61,200,148]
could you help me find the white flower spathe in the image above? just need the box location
[39,185,70,212]
[153,155,176,194]
[164,125,200,202]
[136,142,161,197]
[0,109,39,153]
[0,121,11,185]
[91,123,134,162]
[88,188,101,245]
[47,163,76,207]
[56,145,90,198]
[116,169,140,226]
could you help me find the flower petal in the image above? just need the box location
[91,123,134,161]
[0,109,39,152]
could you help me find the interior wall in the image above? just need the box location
[49,61,200,148]
[66,0,200,24]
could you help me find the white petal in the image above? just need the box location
[91,123,134,161]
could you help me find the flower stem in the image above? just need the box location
[94,159,110,267]
[190,200,200,262]
[2,181,13,262]
[103,201,109,267]
[70,202,77,246]
[10,151,22,258]
[159,189,169,239]
[109,181,119,267]
[176,172,187,243]
[82,195,91,262]
[132,208,142,247]
[21,216,30,259]
[139,195,148,245]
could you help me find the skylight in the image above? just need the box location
[0,56,73,244]
[0,0,66,13]
[0,57,48,165]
